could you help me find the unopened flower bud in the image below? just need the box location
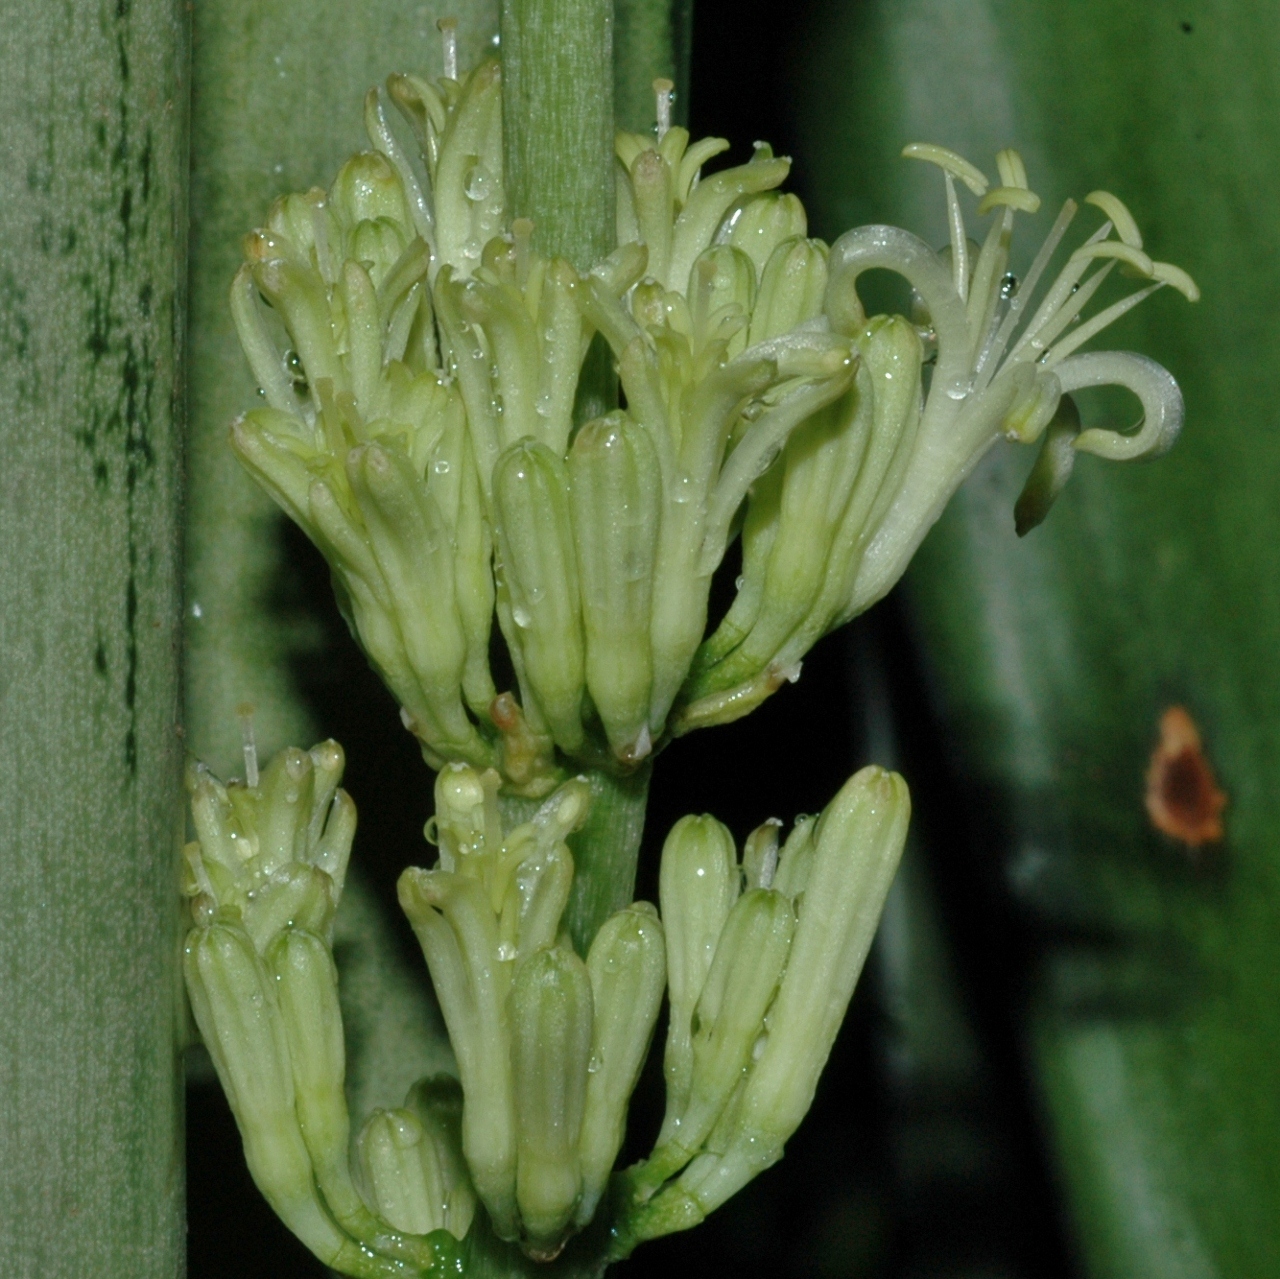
[687,768,909,1218]
[399,866,518,1238]
[657,814,739,1141]
[577,903,667,1223]
[720,191,807,282]
[184,924,353,1267]
[643,888,793,1189]
[405,1074,477,1240]
[493,440,587,754]
[330,151,414,236]
[432,761,500,867]
[346,442,479,762]
[687,245,755,356]
[357,1108,447,1235]
[568,412,662,762]
[749,237,829,345]
[510,946,594,1253]
[261,187,329,273]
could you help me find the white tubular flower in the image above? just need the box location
[827,143,1198,614]
[355,1075,477,1242]
[182,741,460,1276]
[230,58,1194,793]
[613,767,911,1256]
[397,763,663,1256]
[673,145,1196,731]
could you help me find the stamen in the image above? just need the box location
[978,198,1077,383]
[1016,262,1114,362]
[966,207,1013,356]
[653,77,674,141]
[1151,261,1200,301]
[236,702,259,788]
[995,148,1029,190]
[1085,191,1143,248]
[1068,240,1155,275]
[1045,282,1162,365]
[438,17,459,80]
[1010,225,1116,362]
[944,172,969,301]
[902,143,989,195]
[977,186,1041,216]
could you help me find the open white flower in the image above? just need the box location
[678,144,1197,730]
[832,142,1199,612]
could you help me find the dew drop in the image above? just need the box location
[512,606,532,628]
[433,458,451,475]
[734,575,745,591]
[496,942,517,962]
[465,166,493,203]
[587,1051,603,1074]
[1000,272,1019,300]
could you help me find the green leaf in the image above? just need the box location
[0,2,187,1273]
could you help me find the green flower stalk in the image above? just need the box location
[190,23,1198,1276]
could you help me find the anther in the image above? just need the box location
[236,701,259,789]
[653,78,674,141]
[438,17,459,80]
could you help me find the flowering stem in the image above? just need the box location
[500,0,617,424]
[498,0,650,956]
[0,0,188,1273]
[499,0,615,272]
[563,763,653,954]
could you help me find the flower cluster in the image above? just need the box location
[181,742,470,1276]
[610,766,909,1255]
[209,30,1197,1274]
[184,741,910,1269]
[397,764,665,1257]
[230,54,1194,797]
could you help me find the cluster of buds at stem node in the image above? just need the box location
[397,763,665,1258]
[183,743,910,1269]
[181,742,470,1276]
[607,765,910,1256]
[227,45,1194,798]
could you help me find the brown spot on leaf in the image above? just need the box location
[1145,706,1226,847]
